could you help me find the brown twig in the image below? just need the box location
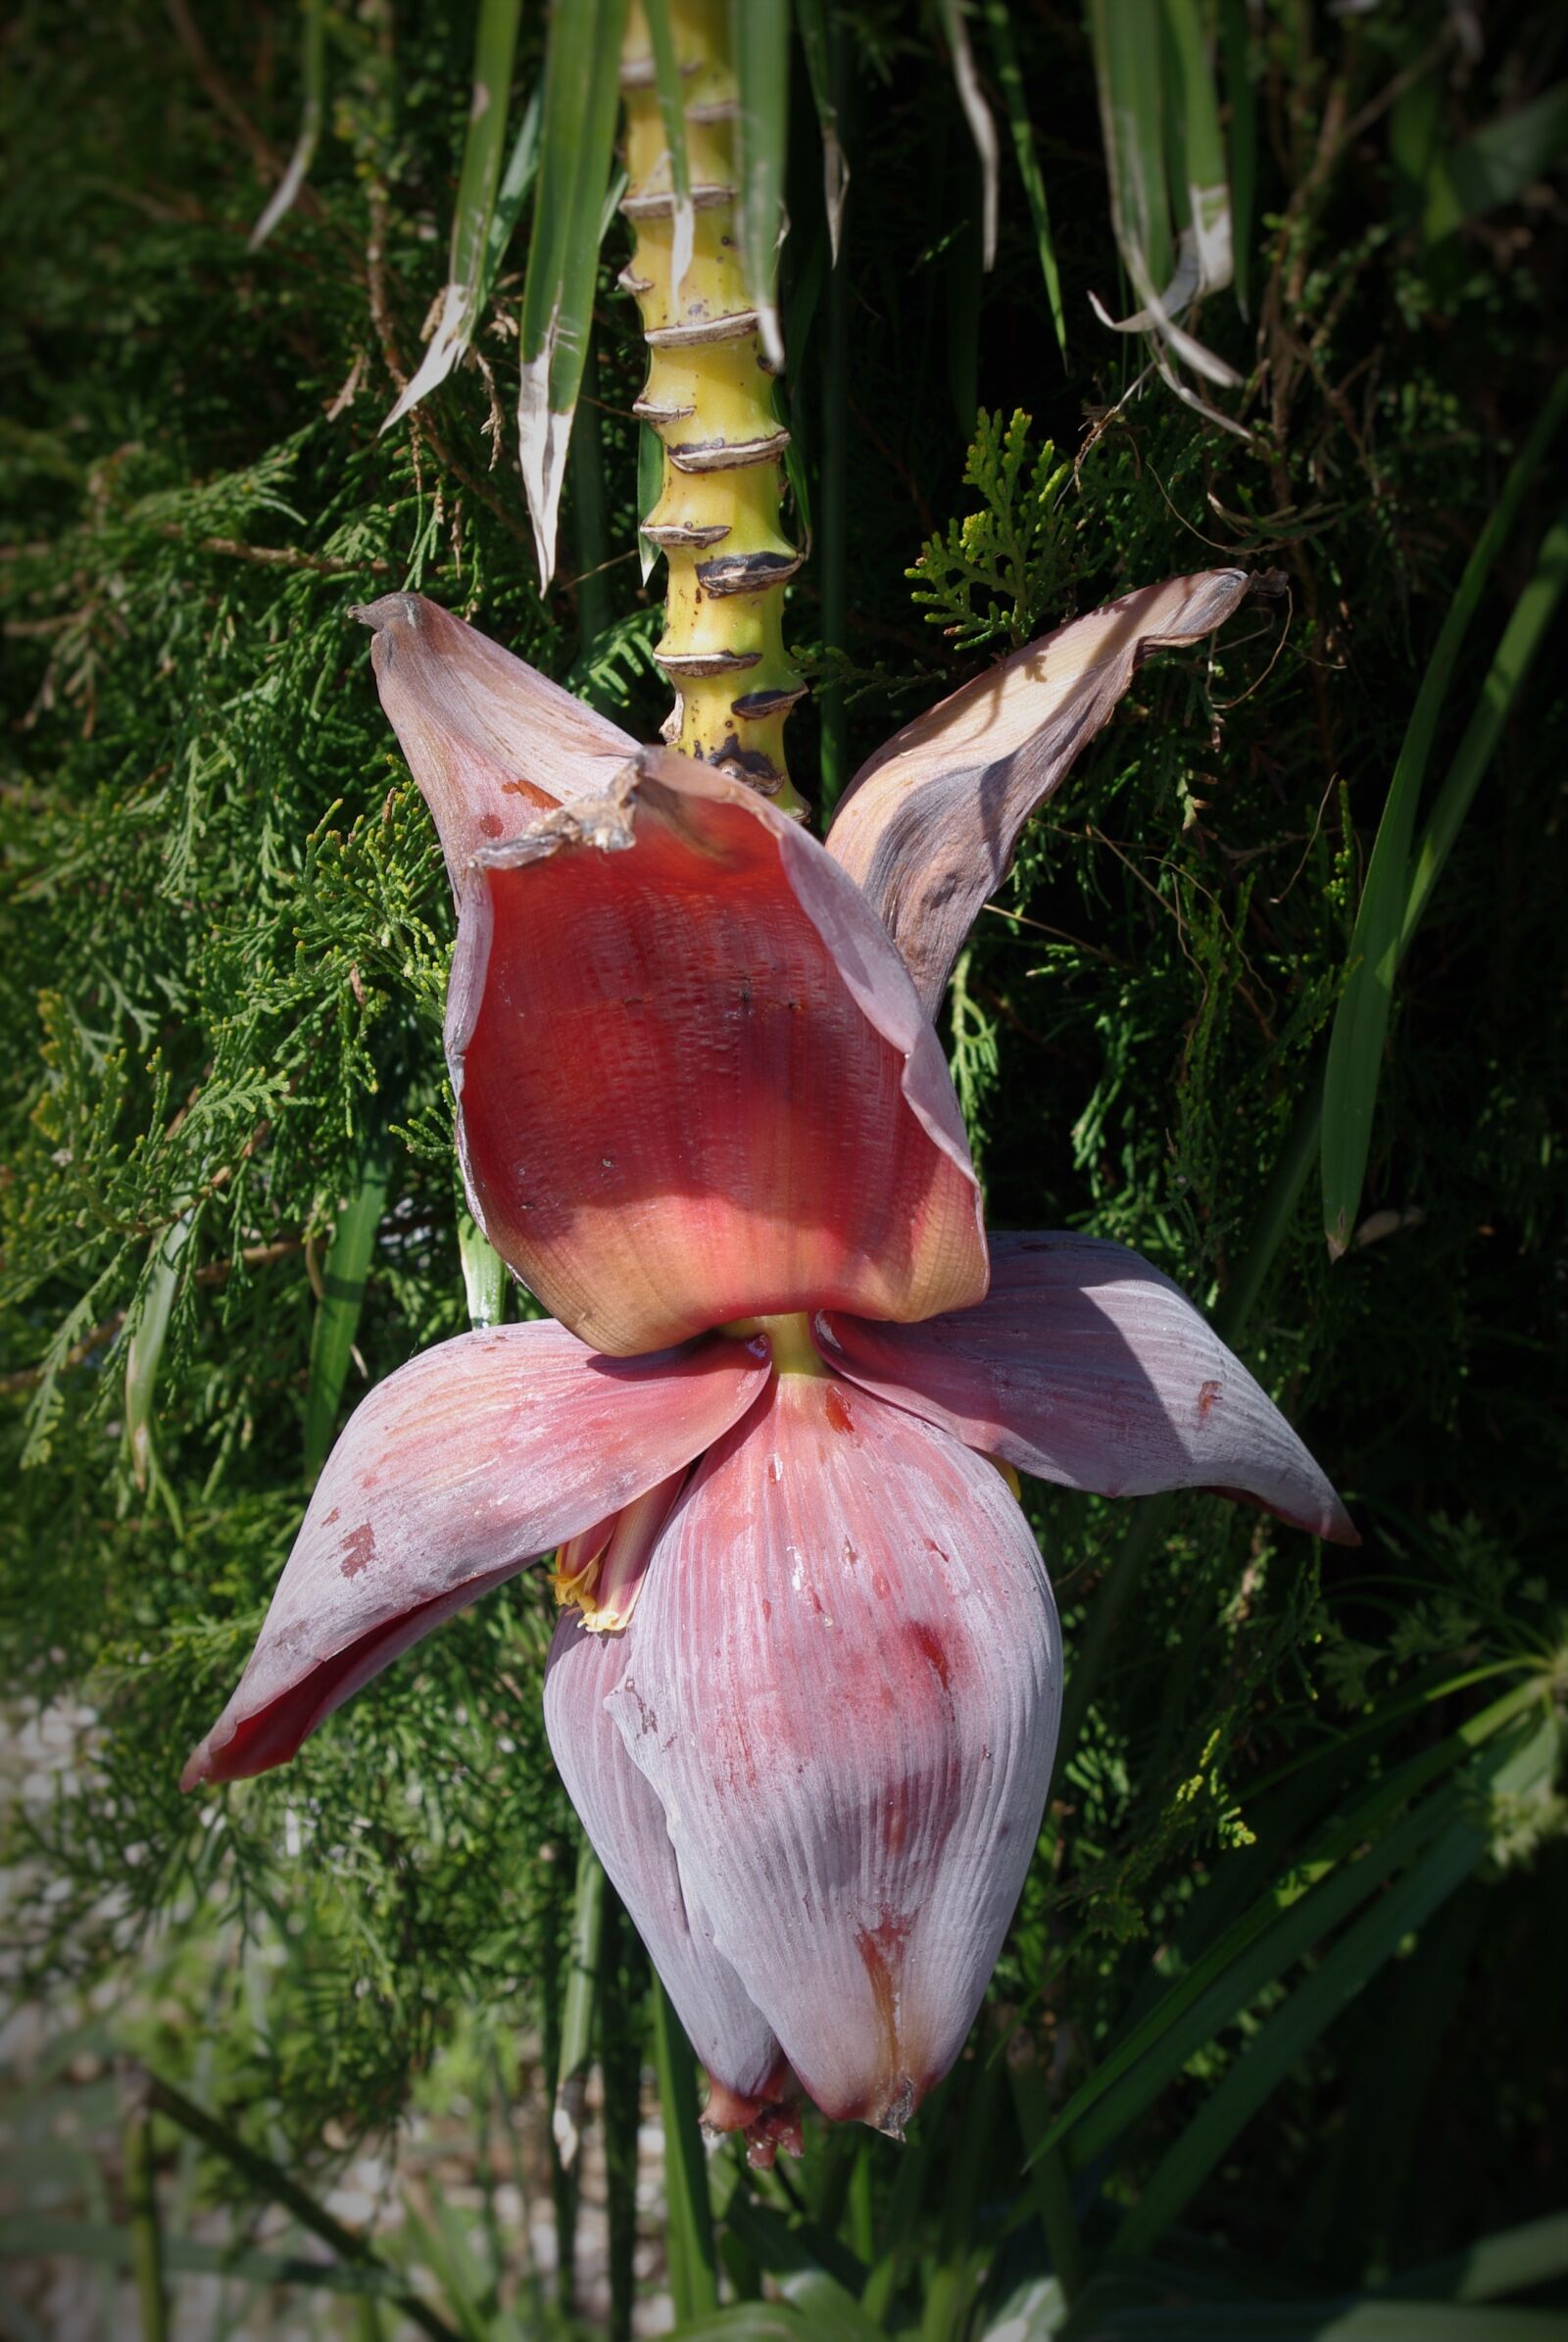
[0,1240,307,1396]
[156,527,393,578]
[165,0,283,183]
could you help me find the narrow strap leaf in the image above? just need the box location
[729,0,791,368]
[1219,0,1255,313]
[1032,1674,1544,2173]
[1398,513,1568,954]
[983,0,1065,355]
[1320,375,1568,1255]
[477,80,543,313]
[383,0,523,430]
[552,1840,606,2171]
[644,0,696,297]
[795,0,849,262]
[654,1979,720,2322]
[1088,0,1173,309]
[249,0,326,252]
[1158,0,1231,296]
[124,1208,196,1492]
[1425,77,1568,244]
[517,0,629,586]
[1105,1713,1556,2263]
[303,1126,392,1486]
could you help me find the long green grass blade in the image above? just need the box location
[249,0,326,252]
[552,1841,606,2171]
[794,0,848,261]
[1399,513,1568,951]
[1219,0,1255,311]
[124,1207,194,1491]
[730,0,791,368]
[1088,0,1173,308]
[122,2099,170,2342]
[1425,80,1568,244]
[1384,2212,1568,2305]
[517,0,628,586]
[654,1979,719,2322]
[1065,1769,1457,2176]
[1320,376,1568,1255]
[148,2074,374,2266]
[0,2220,457,2321]
[644,0,696,295]
[1106,1714,1556,2262]
[983,0,1067,356]
[1057,2294,1568,2337]
[384,0,523,429]
[478,82,543,309]
[1006,2033,1083,2300]
[303,1128,392,1485]
[664,2313,807,2340]
[1034,1675,1543,2173]
[721,2190,869,2304]
[1159,0,1231,292]
[637,414,664,585]
[719,2197,878,2340]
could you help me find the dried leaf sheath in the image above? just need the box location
[620,1,805,807]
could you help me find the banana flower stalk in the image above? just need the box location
[184,579,1352,2150]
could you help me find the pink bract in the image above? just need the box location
[187,576,1352,2143]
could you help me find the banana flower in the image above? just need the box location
[184,579,1352,2147]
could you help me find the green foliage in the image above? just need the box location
[906,408,1073,651]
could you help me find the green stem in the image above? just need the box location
[540,1916,579,2322]
[600,1890,643,2342]
[653,1978,720,2321]
[1211,1063,1325,1347]
[145,2075,458,2342]
[122,2102,169,2342]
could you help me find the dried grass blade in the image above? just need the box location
[939,0,999,270]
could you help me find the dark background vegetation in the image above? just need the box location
[3,2,1565,2335]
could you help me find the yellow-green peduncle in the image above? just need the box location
[619,0,807,816]
[719,1311,827,1376]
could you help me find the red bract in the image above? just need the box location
[186,582,1353,2150]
